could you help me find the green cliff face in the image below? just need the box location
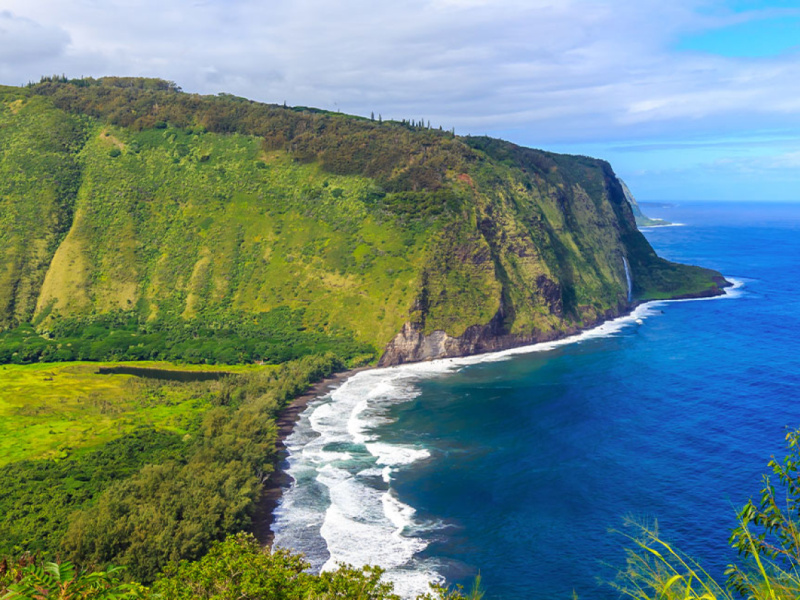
[619,179,671,228]
[0,78,727,365]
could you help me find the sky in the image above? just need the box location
[2,0,800,201]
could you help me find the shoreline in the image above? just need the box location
[253,366,371,547]
[253,278,738,548]
[378,277,730,367]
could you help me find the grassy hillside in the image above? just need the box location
[0,87,89,328]
[0,77,725,366]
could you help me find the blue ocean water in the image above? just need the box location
[273,201,800,599]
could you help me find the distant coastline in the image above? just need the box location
[639,222,685,228]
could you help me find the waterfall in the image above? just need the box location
[622,256,633,303]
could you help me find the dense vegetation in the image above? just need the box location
[1,354,341,582]
[0,428,190,556]
[0,77,724,367]
[0,308,374,365]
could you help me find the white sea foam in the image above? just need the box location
[274,363,444,594]
[367,442,431,466]
[639,222,686,228]
[273,276,743,598]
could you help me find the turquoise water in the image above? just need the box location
[273,202,800,599]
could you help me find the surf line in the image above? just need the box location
[271,277,744,598]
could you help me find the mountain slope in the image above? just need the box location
[0,78,727,366]
[619,179,671,227]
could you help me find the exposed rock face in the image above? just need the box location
[379,315,588,367]
[619,179,671,228]
[536,275,563,317]
[378,278,730,366]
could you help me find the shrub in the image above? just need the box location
[1,560,141,600]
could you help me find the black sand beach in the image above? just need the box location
[252,367,370,546]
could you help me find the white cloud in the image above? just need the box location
[2,0,800,199]
[0,11,69,70]
[0,1,784,132]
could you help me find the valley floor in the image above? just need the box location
[0,361,263,465]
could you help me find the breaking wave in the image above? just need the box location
[272,278,743,598]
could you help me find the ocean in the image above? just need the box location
[272,201,800,599]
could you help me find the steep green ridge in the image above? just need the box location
[0,78,726,365]
[619,178,671,227]
[0,87,89,327]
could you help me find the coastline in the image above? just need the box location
[253,278,738,549]
[379,277,730,367]
[253,366,371,547]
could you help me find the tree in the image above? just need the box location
[149,533,398,600]
[149,533,484,600]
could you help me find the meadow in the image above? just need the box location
[0,355,339,568]
[0,361,264,465]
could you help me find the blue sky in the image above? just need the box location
[2,0,800,201]
[676,15,800,57]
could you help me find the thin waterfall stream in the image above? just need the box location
[623,256,633,303]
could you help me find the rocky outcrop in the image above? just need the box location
[378,277,730,367]
[379,315,591,367]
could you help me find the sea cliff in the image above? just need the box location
[0,77,727,366]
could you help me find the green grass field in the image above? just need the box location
[0,361,270,465]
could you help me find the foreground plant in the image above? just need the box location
[726,428,800,599]
[611,519,732,600]
[1,560,141,600]
[1,535,484,600]
[612,429,800,600]
[148,533,482,600]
